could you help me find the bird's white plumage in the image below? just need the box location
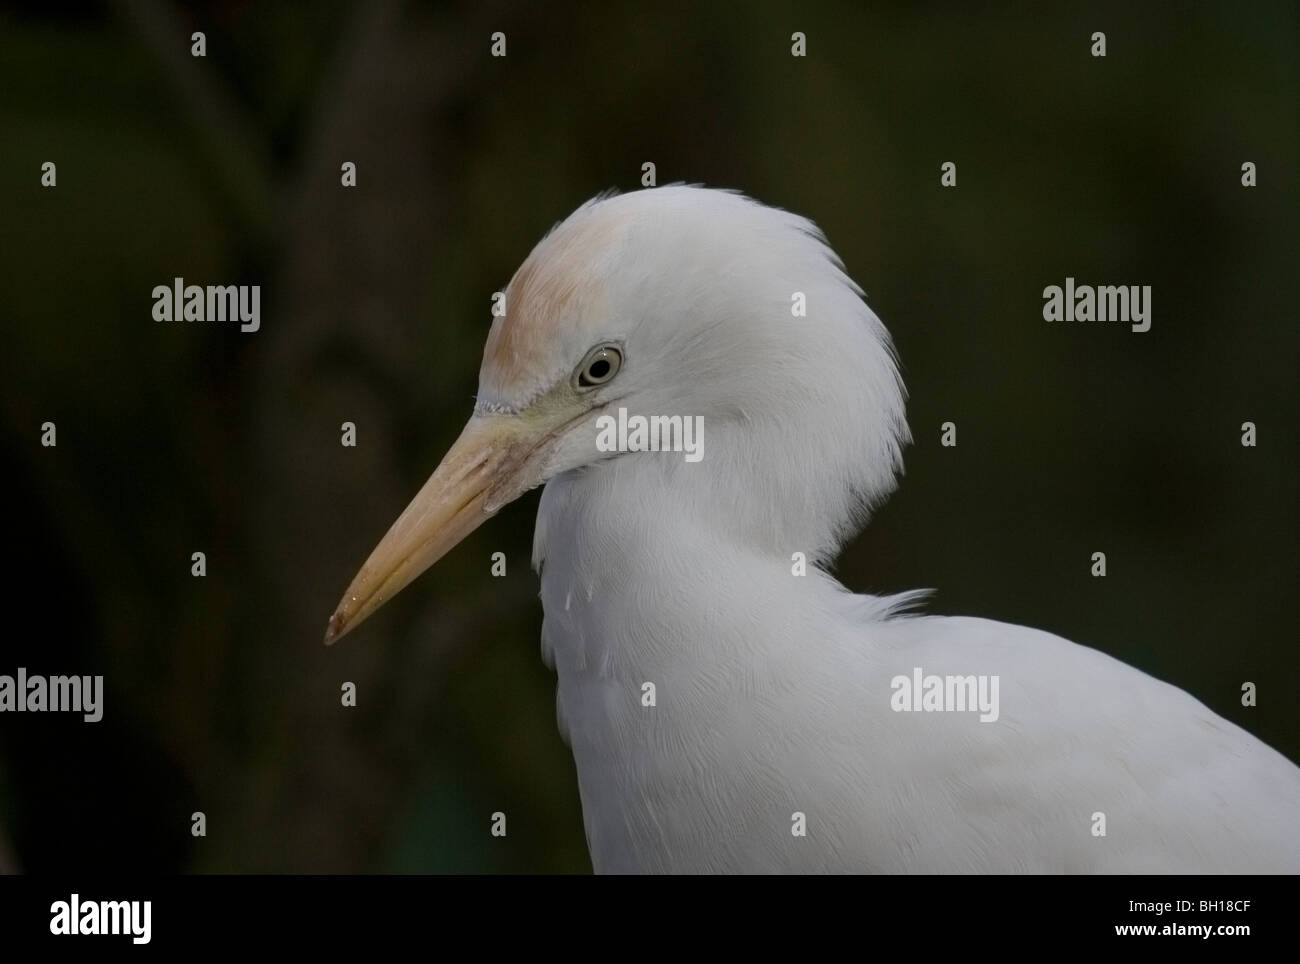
[505,186,1300,873]
[330,185,1300,873]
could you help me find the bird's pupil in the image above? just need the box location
[588,359,610,379]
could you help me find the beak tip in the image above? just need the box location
[323,611,347,646]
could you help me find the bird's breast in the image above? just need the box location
[533,472,878,872]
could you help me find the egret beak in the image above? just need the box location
[324,415,545,645]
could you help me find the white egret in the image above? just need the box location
[326,186,1300,873]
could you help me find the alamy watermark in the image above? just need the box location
[152,277,260,332]
[1043,277,1150,332]
[890,666,1000,723]
[0,668,102,722]
[595,407,703,462]
[50,894,150,944]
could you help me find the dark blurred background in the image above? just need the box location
[1,0,1296,873]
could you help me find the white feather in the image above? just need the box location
[487,186,1300,873]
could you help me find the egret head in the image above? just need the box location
[325,185,908,644]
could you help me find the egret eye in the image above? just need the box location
[575,344,623,390]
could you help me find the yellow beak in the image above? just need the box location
[324,415,539,645]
